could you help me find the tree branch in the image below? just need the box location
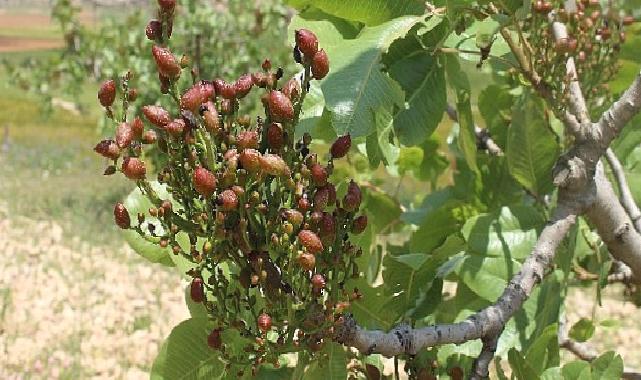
[585,163,641,284]
[335,203,579,358]
[605,148,641,233]
[445,104,503,156]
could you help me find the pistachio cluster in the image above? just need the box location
[525,0,634,112]
[94,0,366,373]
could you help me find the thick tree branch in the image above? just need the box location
[585,163,641,284]
[605,148,641,233]
[335,203,579,358]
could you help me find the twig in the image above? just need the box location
[445,104,503,156]
[605,148,641,233]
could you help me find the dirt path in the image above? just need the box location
[0,204,189,379]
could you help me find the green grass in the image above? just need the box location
[0,80,133,246]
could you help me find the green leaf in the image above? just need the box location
[292,15,424,137]
[383,236,464,318]
[569,318,595,343]
[454,254,522,302]
[305,342,347,380]
[123,182,175,267]
[410,200,475,253]
[591,351,624,380]
[365,105,398,167]
[184,284,208,320]
[475,17,500,49]
[445,54,478,173]
[508,348,541,380]
[525,324,559,375]
[285,0,424,26]
[397,146,424,174]
[462,206,544,260]
[478,84,513,150]
[158,318,224,380]
[562,361,592,380]
[363,187,402,233]
[388,40,447,145]
[506,91,560,197]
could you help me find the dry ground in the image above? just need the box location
[0,205,189,379]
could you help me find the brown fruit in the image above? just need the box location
[145,19,162,41]
[193,167,217,197]
[313,187,329,211]
[94,139,120,160]
[142,105,171,127]
[282,78,301,101]
[237,130,259,150]
[311,49,330,80]
[283,209,304,228]
[330,134,351,158]
[267,91,294,122]
[121,157,146,180]
[115,122,134,148]
[266,123,284,150]
[202,104,220,133]
[180,85,204,112]
[239,149,262,173]
[165,118,186,138]
[207,329,222,349]
[98,80,116,107]
[311,274,326,290]
[319,213,336,244]
[260,154,291,177]
[219,189,239,211]
[310,164,328,186]
[343,180,362,212]
[219,81,236,99]
[297,253,316,270]
[114,202,131,229]
[152,45,181,79]
[142,130,157,144]
[234,74,254,98]
[190,277,205,303]
[298,230,323,254]
[131,117,144,139]
[157,0,175,13]
[257,313,272,332]
[351,215,368,234]
[623,16,635,26]
[295,29,319,57]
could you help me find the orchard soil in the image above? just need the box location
[0,6,640,380]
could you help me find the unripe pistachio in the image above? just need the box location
[219,189,239,211]
[237,130,259,150]
[298,230,323,254]
[310,164,328,186]
[311,274,326,290]
[343,180,362,212]
[114,202,131,229]
[282,78,302,101]
[115,122,134,148]
[131,117,144,139]
[190,277,205,303]
[94,139,120,160]
[239,149,262,173]
[330,134,351,158]
[295,29,319,57]
[165,118,185,138]
[257,313,272,332]
[297,252,316,270]
[208,329,222,349]
[98,79,116,107]
[234,74,254,98]
[152,45,181,79]
[180,85,205,112]
[260,154,291,177]
[267,91,294,122]
[311,49,329,80]
[283,209,304,228]
[142,130,157,144]
[351,215,368,234]
[193,167,217,197]
[266,123,284,150]
[145,19,162,41]
[121,157,146,180]
[142,105,171,127]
